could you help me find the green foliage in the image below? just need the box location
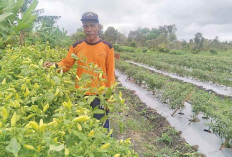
[191,47,200,54]
[194,32,204,49]
[31,15,71,48]
[158,133,173,145]
[170,50,183,55]
[119,51,232,88]
[104,26,118,44]
[129,41,136,48]
[115,45,135,52]
[107,25,232,52]
[142,47,148,53]
[36,15,61,27]
[0,45,137,156]
[210,48,217,55]
[0,0,70,49]
[113,44,120,51]
[70,31,86,43]
[158,44,170,53]
[128,25,177,48]
[0,0,38,48]
[31,26,71,48]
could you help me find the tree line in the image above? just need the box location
[95,25,232,53]
[72,24,232,53]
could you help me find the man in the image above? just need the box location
[44,12,115,130]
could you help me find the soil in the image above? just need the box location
[111,84,205,157]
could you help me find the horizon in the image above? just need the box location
[36,0,232,42]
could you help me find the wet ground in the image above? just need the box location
[126,61,232,97]
[116,70,232,157]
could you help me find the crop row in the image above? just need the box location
[119,51,232,73]
[116,60,232,149]
[119,52,232,87]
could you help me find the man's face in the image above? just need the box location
[82,21,100,42]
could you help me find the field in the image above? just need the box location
[115,47,232,154]
[1,44,232,156]
[111,85,204,157]
[119,50,232,87]
[1,1,232,156]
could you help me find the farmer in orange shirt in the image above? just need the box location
[44,12,115,130]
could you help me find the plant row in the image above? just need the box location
[119,52,232,87]
[116,60,232,149]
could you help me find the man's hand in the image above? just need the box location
[43,61,56,68]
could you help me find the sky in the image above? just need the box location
[36,0,232,41]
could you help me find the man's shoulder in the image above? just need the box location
[72,40,85,48]
[100,40,113,49]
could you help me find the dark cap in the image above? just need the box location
[81,12,99,23]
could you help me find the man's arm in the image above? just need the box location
[56,45,76,72]
[106,47,115,87]
[43,46,76,71]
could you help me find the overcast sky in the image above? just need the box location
[36,0,232,41]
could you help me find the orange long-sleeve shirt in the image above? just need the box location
[57,39,115,94]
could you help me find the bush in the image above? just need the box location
[142,47,148,53]
[210,48,217,54]
[113,44,120,51]
[170,50,183,55]
[113,44,135,52]
[191,48,200,54]
[158,45,170,53]
[117,46,135,52]
[129,41,136,48]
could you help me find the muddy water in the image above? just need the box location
[116,70,232,157]
[126,61,232,97]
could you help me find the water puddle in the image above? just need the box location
[126,61,232,97]
[116,70,232,157]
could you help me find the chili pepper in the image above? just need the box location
[100,143,110,149]
[11,112,17,127]
[24,144,35,150]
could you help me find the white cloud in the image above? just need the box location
[36,0,232,41]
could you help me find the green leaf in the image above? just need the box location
[5,0,15,13]
[100,115,108,124]
[118,121,125,134]
[21,0,38,19]
[93,108,105,114]
[49,144,64,152]
[52,76,61,84]
[13,0,24,13]
[53,113,64,117]
[87,96,96,105]
[0,13,13,22]
[6,138,21,157]
[14,0,38,32]
[97,148,108,153]
[31,97,37,104]
[46,92,55,102]
[73,130,88,141]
